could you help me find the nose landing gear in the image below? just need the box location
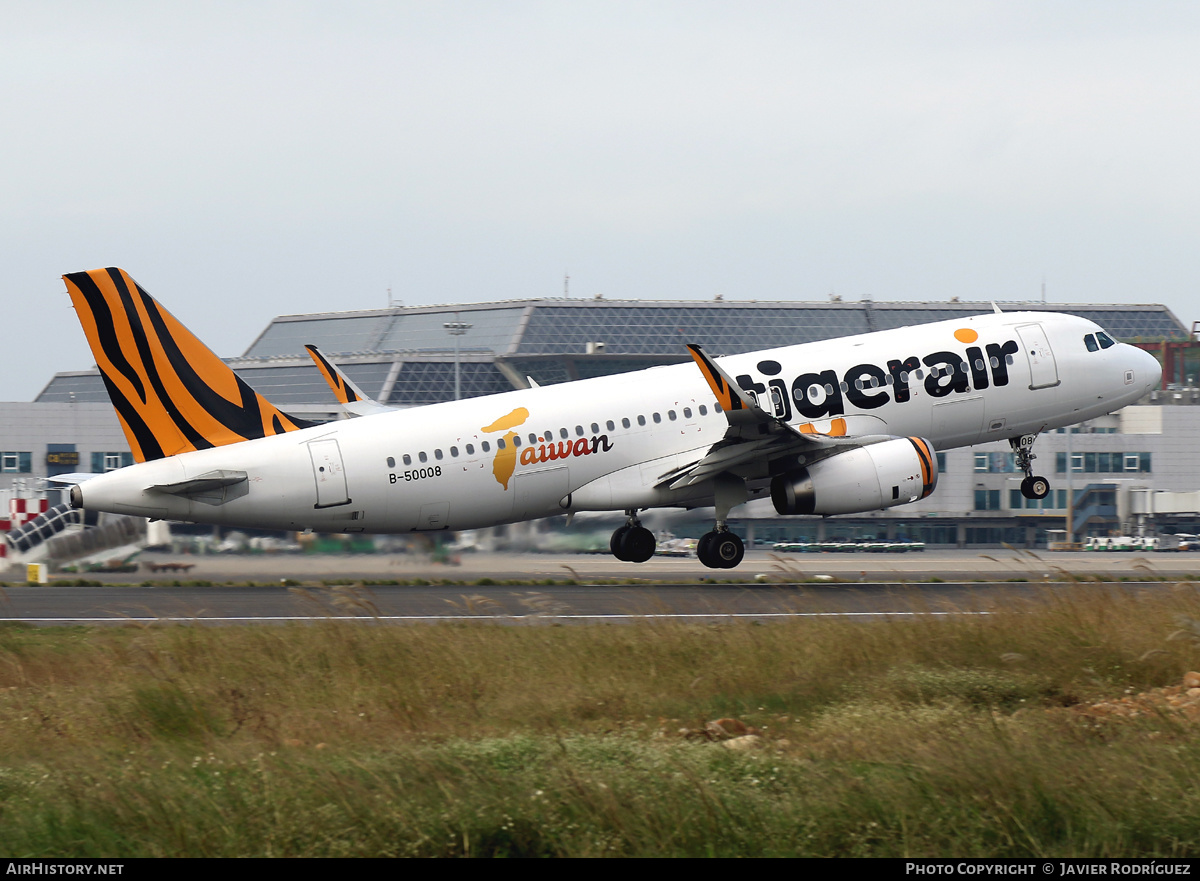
[1011,434,1051,500]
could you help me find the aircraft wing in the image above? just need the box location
[305,345,396,416]
[663,345,892,490]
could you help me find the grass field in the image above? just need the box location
[2,583,1200,857]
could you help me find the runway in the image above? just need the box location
[2,548,1196,625]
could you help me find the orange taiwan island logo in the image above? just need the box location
[481,407,614,490]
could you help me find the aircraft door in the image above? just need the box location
[309,438,351,508]
[1016,324,1060,390]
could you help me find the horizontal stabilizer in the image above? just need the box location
[45,472,103,485]
[150,470,247,497]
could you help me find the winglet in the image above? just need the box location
[686,343,769,424]
[64,267,314,463]
[305,345,367,405]
[305,344,395,416]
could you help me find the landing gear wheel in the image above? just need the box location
[610,525,632,561]
[619,526,657,563]
[697,530,744,569]
[1021,475,1050,500]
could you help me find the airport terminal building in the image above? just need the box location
[8,296,1199,548]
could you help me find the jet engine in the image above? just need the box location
[771,437,938,516]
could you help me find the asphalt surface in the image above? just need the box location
[2,549,1196,624]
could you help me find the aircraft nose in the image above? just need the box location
[1134,346,1162,393]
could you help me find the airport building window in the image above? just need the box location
[89,452,132,472]
[2,452,32,473]
[975,452,1017,473]
[974,489,1001,511]
[1055,452,1151,473]
[1010,489,1069,510]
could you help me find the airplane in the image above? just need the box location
[62,267,1162,569]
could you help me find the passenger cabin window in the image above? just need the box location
[622,417,631,428]
[653,412,661,423]
[465,444,474,455]
[434,449,443,460]
[699,405,708,416]
[403,454,412,466]
[606,420,615,431]
[418,452,427,463]
[387,457,395,468]
[637,415,646,426]
[481,441,490,452]
[450,446,459,457]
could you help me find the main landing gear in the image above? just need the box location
[609,475,750,569]
[696,529,744,569]
[610,512,656,563]
[696,471,748,569]
[1010,434,1050,500]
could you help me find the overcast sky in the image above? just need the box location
[5,1,1199,401]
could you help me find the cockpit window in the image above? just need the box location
[1096,331,1115,349]
[1085,334,1099,352]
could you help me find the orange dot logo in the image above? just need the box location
[954,328,978,343]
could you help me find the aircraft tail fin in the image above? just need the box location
[63,267,314,463]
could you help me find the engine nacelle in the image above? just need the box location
[771,437,938,516]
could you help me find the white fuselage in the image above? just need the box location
[74,311,1162,532]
